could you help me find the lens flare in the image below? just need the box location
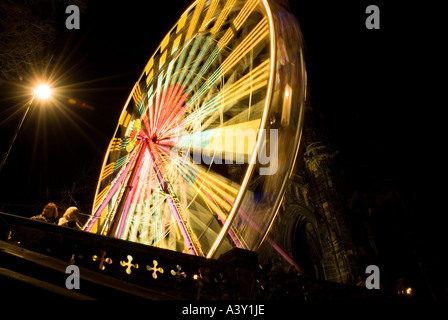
[34,84,52,100]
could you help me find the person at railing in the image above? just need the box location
[58,206,82,230]
[30,202,59,224]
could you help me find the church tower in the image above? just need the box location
[259,98,363,284]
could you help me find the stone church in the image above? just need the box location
[257,97,360,284]
[257,94,430,295]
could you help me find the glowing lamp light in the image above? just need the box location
[0,82,54,175]
[34,84,52,100]
[398,287,413,296]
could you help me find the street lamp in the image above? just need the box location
[34,84,52,100]
[0,84,52,175]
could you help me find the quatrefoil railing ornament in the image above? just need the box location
[92,250,112,270]
[170,264,186,278]
[146,260,164,279]
[120,255,139,274]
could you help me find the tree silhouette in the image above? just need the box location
[0,0,87,81]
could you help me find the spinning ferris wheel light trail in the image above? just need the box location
[83,0,307,259]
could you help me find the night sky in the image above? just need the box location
[0,1,441,263]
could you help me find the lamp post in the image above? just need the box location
[0,84,52,175]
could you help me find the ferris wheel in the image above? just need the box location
[83,0,307,259]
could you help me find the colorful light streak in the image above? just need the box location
[85,0,306,264]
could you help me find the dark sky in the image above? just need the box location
[0,0,438,226]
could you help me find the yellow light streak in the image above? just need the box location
[210,0,237,35]
[202,119,260,159]
[221,17,268,74]
[182,60,269,130]
[100,162,115,181]
[109,138,122,152]
[171,160,230,221]
[198,0,220,32]
[94,185,110,210]
[216,28,234,51]
[118,111,128,126]
[195,175,232,212]
[185,0,205,41]
[202,81,267,130]
[166,4,267,120]
[171,34,182,54]
[177,12,188,33]
[194,170,236,208]
[207,0,276,258]
[281,84,292,127]
[146,69,154,87]
[160,33,170,52]
[196,170,236,201]
[132,82,142,106]
[233,0,259,30]
[144,57,154,76]
[194,165,239,196]
[184,18,268,111]
[159,50,167,69]
[191,179,228,221]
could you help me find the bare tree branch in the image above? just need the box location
[0,0,88,81]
